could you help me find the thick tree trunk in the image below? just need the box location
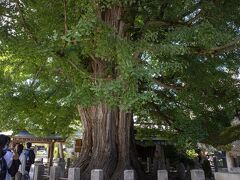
[71,105,93,171]
[74,104,145,180]
[73,105,146,180]
[72,6,147,180]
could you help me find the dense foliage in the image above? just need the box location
[0,0,240,146]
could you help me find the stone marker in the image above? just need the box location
[33,164,44,180]
[146,157,150,173]
[54,158,66,172]
[191,169,205,180]
[157,170,168,180]
[91,169,103,180]
[50,166,62,180]
[124,170,134,180]
[68,168,80,180]
[215,172,240,180]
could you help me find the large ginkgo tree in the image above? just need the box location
[1,0,240,179]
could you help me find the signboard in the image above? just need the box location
[74,139,82,152]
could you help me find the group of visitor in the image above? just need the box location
[0,134,35,180]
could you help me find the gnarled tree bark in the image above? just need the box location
[71,6,147,180]
[72,105,146,180]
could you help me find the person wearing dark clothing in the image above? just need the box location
[202,158,213,180]
[0,135,21,180]
[24,142,35,173]
[0,135,8,180]
[15,144,29,180]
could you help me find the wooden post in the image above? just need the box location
[34,145,38,155]
[59,142,64,159]
[57,143,60,158]
[49,141,55,167]
[48,143,51,163]
[68,168,80,180]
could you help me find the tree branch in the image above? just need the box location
[153,78,183,90]
[65,59,95,81]
[66,59,80,71]
[147,102,183,132]
[133,51,183,90]
[15,0,37,43]
[186,10,203,25]
[30,64,45,87]
[195,38,240,56]
[180,2,202,19]
[63,0,68,35]
[203,124,240,145]
[145,19,188,28]
[145,9,203,28]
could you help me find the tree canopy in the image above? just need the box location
[0,0,240,146]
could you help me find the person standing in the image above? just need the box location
[15,144,27,180]
[0,135,8,179]
[24,142,35,174]
[0,135,20,180]
[3,136,14,179]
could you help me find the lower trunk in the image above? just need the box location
[72,104,146,180]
